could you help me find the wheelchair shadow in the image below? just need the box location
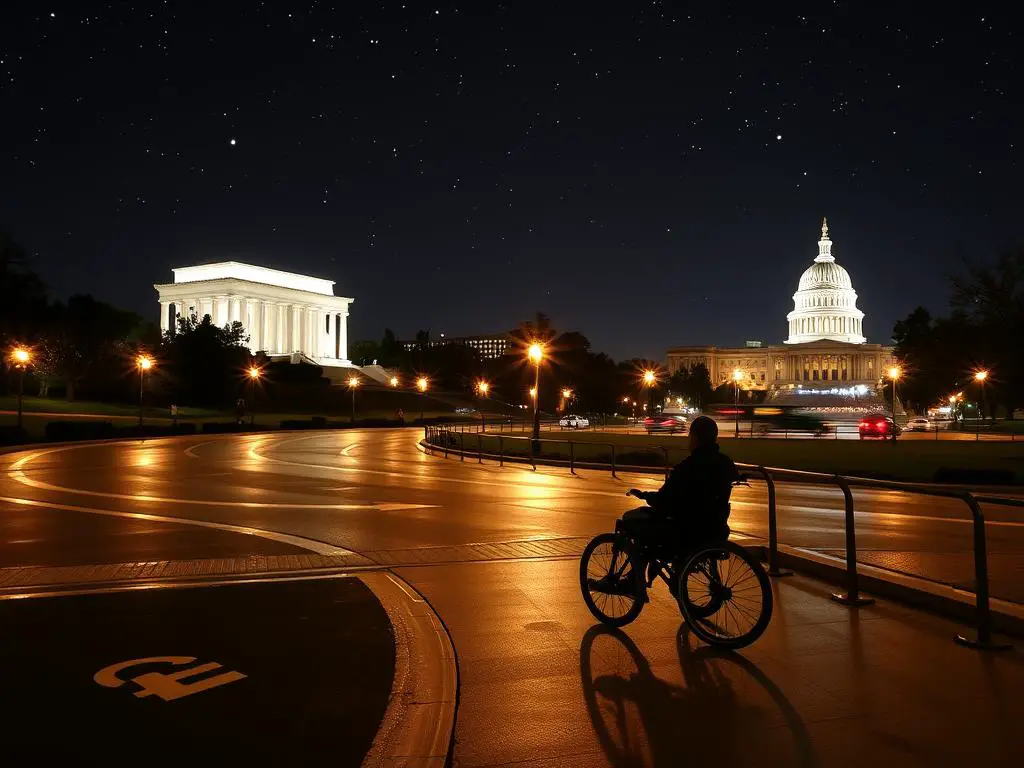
[579,624,818,767]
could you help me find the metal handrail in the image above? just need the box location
[423,423,1016,650]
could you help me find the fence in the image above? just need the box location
[423,424,1020,650]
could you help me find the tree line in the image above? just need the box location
[351,312,716,415]
[894,249,1023,419]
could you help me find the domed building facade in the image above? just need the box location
[666,218,894,399]
[785,218,866,344]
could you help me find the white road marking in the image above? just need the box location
[7,450,435,512]
[0,495,355,555]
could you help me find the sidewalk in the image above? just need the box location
[402,559,1023,767]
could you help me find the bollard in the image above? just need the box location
[610,444,617,479]
[499,435,504,467]
[459,431,465,461]
[759,466,791,577]
[477,433,483,463]
[662,447,670,479]
[569,441,576,475]
[831,476,874,606]
[954,495,1012,650]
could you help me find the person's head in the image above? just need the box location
[688,415,718,451]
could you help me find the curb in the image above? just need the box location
[757,543,1024,638]
[360,571,458,767]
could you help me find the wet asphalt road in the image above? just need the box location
[1,428,1021,599]
[1,429,1023,767]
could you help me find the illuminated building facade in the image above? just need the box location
[154,262,354,366]
[667,220,894,393]
[402,333,510,360]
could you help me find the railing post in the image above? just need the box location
[662,446,670,479]
[831,475,874,606]
[459,431,465,461]
[610,443,617,479]
[443,428,449,458]
[569,440,576,475]
[499,435,504,467]
[955,494,1012,650]
[477,432,483,463]
[759,466,791,577]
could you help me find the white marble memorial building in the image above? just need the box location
[154,262,353,367]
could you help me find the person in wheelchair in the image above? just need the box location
[620,415,740,593]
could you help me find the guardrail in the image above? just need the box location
[423,424,1018,651]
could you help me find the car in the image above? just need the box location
[859,413,902,440]
[754,412,831,436]
[644,414,688,434]
[559,414,590,429]
[454,407,477,415]
[905,417,932,432]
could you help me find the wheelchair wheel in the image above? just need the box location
[678,541,772,649]
[580,533,646,627]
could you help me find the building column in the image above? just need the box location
[291,305,302,353]
[338,311,349,361]
[276,303,287,352]
[159,301,171,333]
[261,301,273,353]
[229,298,242,325]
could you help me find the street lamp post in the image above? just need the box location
[974,370,989,426]
[417,376,428,421]
[888,366,901,425]
[136,355,153,427]
[347,375,360,423]
[12,348,30,430]
[528,343,544,442]
[476,380,489,432]
[248,366,261,425]
[732,369,743,437]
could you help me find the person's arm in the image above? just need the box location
[645,460,693,512]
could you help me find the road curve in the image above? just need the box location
[1,429,1022,767]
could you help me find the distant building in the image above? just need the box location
[154,262,354,367]
[401,333,510,360]
[667,219,894,394]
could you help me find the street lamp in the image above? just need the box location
[527,342,544,441]
[389,376,399,387]
[11,347,30,430]
[561,387,572,413]
[417,376,428,421]
[974,369,989,425]
[888,366,901,423]
[347,375,360,423]
[247,366,261,425]
[732,368,743,437]
[137,354,154,427]
[476,379,489,431]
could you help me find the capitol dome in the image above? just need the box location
[785,218,866,344]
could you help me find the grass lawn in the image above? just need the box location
[0,395,456,442]
[454,428,1024,483]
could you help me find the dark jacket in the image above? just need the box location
[643,444,739,538]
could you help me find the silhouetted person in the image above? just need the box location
[623,415,740,569]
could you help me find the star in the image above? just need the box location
[229,139,237,146]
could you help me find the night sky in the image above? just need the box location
[2,2,1020,360]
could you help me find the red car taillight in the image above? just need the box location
[876,421,888,430]
[859,421,869,429]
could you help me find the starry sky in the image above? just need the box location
[2,2,1020,360]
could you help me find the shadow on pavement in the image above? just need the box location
[580,624,817,767]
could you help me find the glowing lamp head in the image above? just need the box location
[389,376,399,387]
[888,366,901,380]
[642,370,656,386]
[12,348,30,365]
[477,381,490,395]
[732,369,743,382]
[622,396,630,404]
[974,370,989,382]
[561,388,572,399]
[527,343,544,364]
[529,386,537,399]
[347,376,360,388]
[248,366,261,380]
[137,355,153,371]
[417,377,428,392]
